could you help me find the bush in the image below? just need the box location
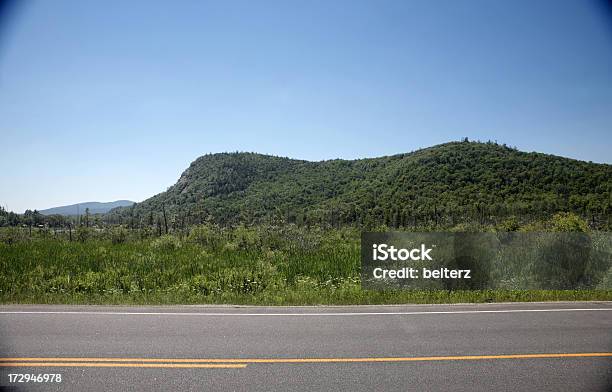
[0,227,26,245]
[150,235,182,251]
[520,213,589,233]
[75,227,93,242]
[187,225,221,248]
[110,226,129,244]
[497,217,520,232]
[549,212,589,232]
[232,225,261,249]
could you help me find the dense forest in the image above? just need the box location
[2,140,610,231]
[103,141,611,231]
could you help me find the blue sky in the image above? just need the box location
[1,0,611,212]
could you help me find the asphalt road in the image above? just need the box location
[1,302,611,391]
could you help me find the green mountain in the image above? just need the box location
[40,200,135,216]
[106,141,611,229]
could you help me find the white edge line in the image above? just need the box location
[0,308,611,316]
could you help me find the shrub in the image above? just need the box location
[520,213,589,233]
[0,227,26,245]
[75,227,93,242]
[188,225,221,248]
[232,225,261,249]
[497,217,520,232]
[110,226,129,244]
[549,212,589,232]
[150,235,182,251]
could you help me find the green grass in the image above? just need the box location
[1,226,611,305]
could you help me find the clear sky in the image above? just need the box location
[1,0,611,213]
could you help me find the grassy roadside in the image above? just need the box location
[2,289,611,306]
[1,225,610,305]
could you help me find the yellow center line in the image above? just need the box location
[1,353,611,364]
[0,362,246,369]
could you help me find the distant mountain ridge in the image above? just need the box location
[40,200,135,216]
[105,141,611,229]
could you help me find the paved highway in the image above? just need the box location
[1,302,611,391]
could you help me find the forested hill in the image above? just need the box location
[106,141,612,229]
